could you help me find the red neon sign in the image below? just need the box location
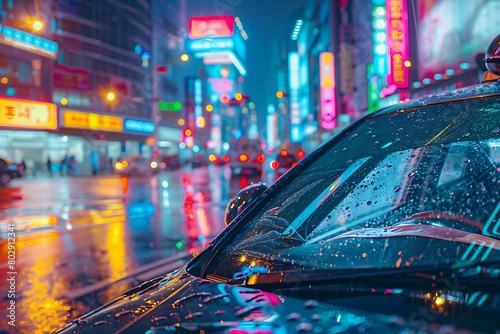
[188,16,234,39]
[386,0,409,88]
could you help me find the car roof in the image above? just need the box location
[374,80,500,117]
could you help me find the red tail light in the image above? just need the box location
[270,160,279,170]
[297,149,305,159]
[279,150,288,157]
[223,155,230,163]
[17,164,23,170]
[239,154,249,162]
[257,153,266,163]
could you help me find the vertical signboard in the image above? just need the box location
[184,76,196,136]
[194,78,203,128]
[288,52,302,143]
[372,2,389,76]
[319,52,337,129]
[386,0,409,88]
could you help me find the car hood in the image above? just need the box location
[54,266,497,333]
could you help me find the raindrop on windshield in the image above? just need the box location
[492,127,500,134]
[393,185,401,192]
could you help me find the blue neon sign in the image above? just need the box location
[124,119,155,133]
[0,25,58,57]
[186,38,234,53]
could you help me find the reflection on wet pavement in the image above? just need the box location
[0,166,248,334]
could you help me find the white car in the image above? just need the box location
[114,156,164,176]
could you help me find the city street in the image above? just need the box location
[0,165,264,334]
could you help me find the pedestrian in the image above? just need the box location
[47,158,52,176]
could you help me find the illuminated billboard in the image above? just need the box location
[0,97,57,130]
[386,0,409,88]
[418,0,500,81]
[189,16,234,39]
[186,36,246,76]
[186,16,246,76]
[372,3,389,76]
[319,52,337,129]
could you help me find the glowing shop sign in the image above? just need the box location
[189,16,235,39]
[0,25,58,59]
[288,52,302,143]
[0,97,57,130]
[186,38,234,53]
[372,3,389,76]
[124,119,155,133]
[319,52,337,129]
[386,0,409,88]
[62,110,123,132]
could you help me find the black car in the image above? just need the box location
[55,37,500,333]
[0,157,23,186]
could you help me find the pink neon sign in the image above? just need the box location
[319,52,336,129]
[386,0,409,88]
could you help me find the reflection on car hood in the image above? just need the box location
[54,267,499,333]
[327,223,500,248]
[376,80,500,116]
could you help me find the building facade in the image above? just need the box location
[0,0,186,175]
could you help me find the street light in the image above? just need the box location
[181,54,189,62]
[106,91,116,102]
[32,20,43,31]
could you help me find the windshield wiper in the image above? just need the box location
[232,260,500,290]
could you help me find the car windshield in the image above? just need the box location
[199,93,500,281]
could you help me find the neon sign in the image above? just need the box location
[124,119,155,133]
[0,97,57,130]
[288,52,302,143]
[372,3,389,76]
[186,38,234,53]
[62,110,123,132]
[386,0,409,88]
[0,25,58,59]
[319,52,337,129]
[189,16,234,39]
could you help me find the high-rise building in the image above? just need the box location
[0,0,186,175]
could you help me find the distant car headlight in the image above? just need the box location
[115,162,123,170]
[151,161,158,168]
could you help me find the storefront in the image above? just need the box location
[0,96,58,174]
[59,109,156,174]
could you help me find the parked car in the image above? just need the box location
[228,135,266,176]
[114,156,164,176]
[0,157,23,186]
[55,36,500,334]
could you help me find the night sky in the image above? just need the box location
[185,0,307,130]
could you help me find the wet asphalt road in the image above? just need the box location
[0,165,266,334]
